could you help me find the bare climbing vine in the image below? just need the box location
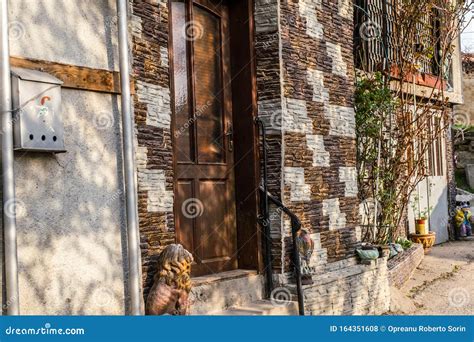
[354,0,473,244]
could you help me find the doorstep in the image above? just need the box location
[192,269,258,286]
[189,269,264,315]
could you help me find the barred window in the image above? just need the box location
[354,0,443,77]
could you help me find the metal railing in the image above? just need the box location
[255,118,305,316]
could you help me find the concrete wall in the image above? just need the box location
[4,0,127,314]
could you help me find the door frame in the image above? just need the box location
[168,0,263,274]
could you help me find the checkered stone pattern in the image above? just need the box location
[131,0,175,298]
[278,0,359,270]
[254,0,361,277]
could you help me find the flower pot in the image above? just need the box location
[415,218,428,235]
[409,232,436,254]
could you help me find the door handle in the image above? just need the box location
[225,126,233,152]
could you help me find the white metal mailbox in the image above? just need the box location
[11,67,65,152]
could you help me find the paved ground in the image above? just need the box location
[398,239,473,315]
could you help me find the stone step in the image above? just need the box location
[189,269,265,315]
[213,299,299,316]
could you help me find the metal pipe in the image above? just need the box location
[116,0,142,315]
[0,0,20,315]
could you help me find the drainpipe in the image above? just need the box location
[117,0,142,315]
[0,0,20,315]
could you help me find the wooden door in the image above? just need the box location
[170,0,238,276]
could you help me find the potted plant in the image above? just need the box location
[411,195,432,235]
[410,194,436,253]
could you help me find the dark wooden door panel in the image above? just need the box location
[175,180,195,253]
[171,0,238,276]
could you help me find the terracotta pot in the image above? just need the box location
[415,218,428,235]
[410,232,436,254]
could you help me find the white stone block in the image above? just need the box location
[138,169,173,212]
[299,1,324,39]
[283,98,313,134]
[136,81,172,129]
[284,167,311,202]
[307,135,330,167]
[322,198,346,230]
[339,166,358,197]
[160,46,169,68]
[258,99,284,133]
[326,42,347,77]
[307,68,329,103]
[338,0,353,19]
[325,105,356,138]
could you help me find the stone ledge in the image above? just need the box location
[388,243,424,289]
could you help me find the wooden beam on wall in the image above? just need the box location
[10,56,135,94]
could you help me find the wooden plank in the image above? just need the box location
[10,56,134,94]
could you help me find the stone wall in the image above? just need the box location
[302,257,390,315]
[254,0,360,272]
[252,0,390,315]
[130,0,175,297]
[132,0,385,315]
[387,244,424,289]
[280,0,359,267]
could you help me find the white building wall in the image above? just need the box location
[4,0,127,314]
[408,132,450,244]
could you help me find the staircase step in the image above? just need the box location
[190,270,264,315]
[213,299,299,316]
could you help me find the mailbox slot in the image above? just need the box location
[11,67,65,153]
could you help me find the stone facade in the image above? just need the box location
[303,257,390,315]
[254,0,360,273]
[130,0,175,297]
[132,0,388,314]
[387,244,424,289]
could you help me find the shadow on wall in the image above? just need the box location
[2,0,131,315]
[12,90,128,315]
[9,0,119,70]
